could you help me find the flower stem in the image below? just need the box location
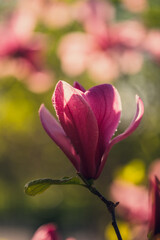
[78,174,123,240]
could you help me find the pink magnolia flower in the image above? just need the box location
[32,224,60,240]
[39,81,144,179]
[31,223,76,240]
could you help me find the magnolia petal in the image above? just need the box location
[32,223,59,240]
[39,104,79,169]
[84,84,122,167]
[53,81,99,179]
[149,159,160,181]
[73,81,86,92]
[149,177,160,236]
[109,95,144,148]
[111,180,149,223]
[84,84,122,144]
[96,95,144,178]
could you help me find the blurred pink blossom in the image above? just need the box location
[41,1,73,29]
[57,32,97,77]
[65,239,76,240]
[0,11,53,93]
[144,31,160,62]
[149,177,160,238]
[110,160,160,239]
[58,18,145,82]
[113,21,146,48]
[31,223,77,240]
[87,51,119,83]
[111,180,149,223]
[57,0,147,82]
[149,159,160,181]
[121,0,147,13]
[57,0,119,82]
[32,224,60,240]
[118,50,143,75]
[20,0,73,29]
[73,0,115,25]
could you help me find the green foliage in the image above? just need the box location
[0,0,17,18]
[25,177,83,196]
[109,0,121,5]
[143,7,160,28]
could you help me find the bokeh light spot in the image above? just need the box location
[115,159,146,184]
[105,221,131,240]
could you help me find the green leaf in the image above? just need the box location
[24,176,83,196]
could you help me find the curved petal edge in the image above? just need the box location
[96,95,144,178]
[109,95,144,149]
[73,81,86,92]
[39,104,79,169]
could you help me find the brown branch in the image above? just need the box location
[78,174,123,240]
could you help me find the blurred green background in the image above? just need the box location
[0,0,160,239]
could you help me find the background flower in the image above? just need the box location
[0,8,53,93]
[110,160,160,240]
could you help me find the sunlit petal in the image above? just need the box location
[84,84,121,170]
[53,81,99,178]
[39,104,79,169]
[109,95,144,149]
